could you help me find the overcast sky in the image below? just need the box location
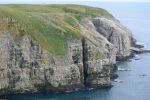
[0,0,150,4]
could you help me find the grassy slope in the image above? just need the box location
[0,4,113,55]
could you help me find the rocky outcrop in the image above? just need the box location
[93,17,133,60]
[80,18,116,87]
[0,17,135,95]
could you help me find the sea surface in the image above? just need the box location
[3,2,150,100]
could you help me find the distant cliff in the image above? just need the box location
[0,4,136,95]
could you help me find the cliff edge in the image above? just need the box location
[0,4,136,95]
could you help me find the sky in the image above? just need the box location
[0,0,150,4]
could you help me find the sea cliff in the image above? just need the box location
[0,4,137,95]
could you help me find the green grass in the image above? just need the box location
[0,4,113,55]
[64,15,78,28]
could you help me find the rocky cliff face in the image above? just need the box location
[93,17,133,60]
[0,17,135,95]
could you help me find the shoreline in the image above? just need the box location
[0,47,143,98]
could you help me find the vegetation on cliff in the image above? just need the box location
[0,4,113,55]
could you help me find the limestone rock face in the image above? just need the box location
[0,17,135,95]
[80,18,116,87]
[93,17,133,60]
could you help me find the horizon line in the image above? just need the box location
[0,1,150,4]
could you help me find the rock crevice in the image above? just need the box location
[82,38,89,86]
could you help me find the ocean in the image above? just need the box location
[4,2,150,100]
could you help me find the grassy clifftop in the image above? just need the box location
[0,4,113,55]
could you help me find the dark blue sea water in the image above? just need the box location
[3,2,150,100]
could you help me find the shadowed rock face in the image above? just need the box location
[0,17,135,95]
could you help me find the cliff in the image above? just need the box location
[0,4,135,95]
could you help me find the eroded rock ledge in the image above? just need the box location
[0,17,136,95]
